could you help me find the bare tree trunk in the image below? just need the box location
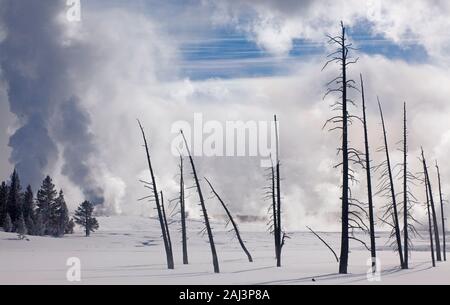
[360,74,377,272]
[138,121,174,270]
[205,178,253,262]
[339,23,350,275]
[270,160,279,260]
[181,131,220,273]
[307,227,339,262]
[436,162,447,261]
[402,102,409,269]
[179,155,188,265]
[274,115,283,267]
[424,163,436,268]
[378,101,404,268]
[422,149,442,261]
[160,191,173,258]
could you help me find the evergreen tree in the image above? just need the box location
[36,176,57,235]
[65,218,75,235]
[50,190,69,237]
[22,186,35,220]
[33,213,45,236]
[15,214,27,238]
[7,170,22,227]
[3,213,13,233]
[25,215,36,236]
[0,182,8,227]
[74,201,99,237]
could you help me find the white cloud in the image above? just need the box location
[1,1,450,232]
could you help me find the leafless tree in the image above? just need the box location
[137,120,174,269]
[360,74,377,272]
[376,100,404,268]
[160,191,173,258]
[205,178,253,262]
[436,162,447,261]
[322,22,362,274]
[422,154,436,267]
[179,155,188,264]
[398,102,421,269]
[422,148,442,261]
[181,130,220,273]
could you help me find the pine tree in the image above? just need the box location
[25,215,35,236]
[15,214,27,238]
[0,182,8,227]
[49,190,69,237]
[7,170,22,227]
[65,218,75,234]
[74,201,99,237]
[22,186,35,220]
[3,213,12,232]
[33,213,45,236]
[36,176,57,235]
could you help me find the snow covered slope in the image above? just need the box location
[0,216,448,285]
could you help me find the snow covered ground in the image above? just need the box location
[0,216,448,285]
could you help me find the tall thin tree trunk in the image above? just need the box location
[271,159,279,260]
[424,165,436,267]
[422,149,442,261]
[181,131,220,273]
[436,162,447,261]
[160,191,173,257]
[138,121,174,269]
[360,74,376,272]
[180,155,188,265]
[274,115,283,268]
[402,102,409,269]
[339,23,350,275]
[205,178,253,262]
[378,101,404,268]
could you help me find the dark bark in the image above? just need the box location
[205,178,253,262]
[378,101,404,268]
[436,163,447,261]
[179,155,188,265]
[160,191,173,257]
[274,115,283,267]
[424,162,436,267]
[338,23,350,275]
[402,102,409,269]
[360,74,377,272]
[181,130,220,273]
[138,120,174,270]
[422,149,442,261]
[270,160,279,260]
[307,227,339,262]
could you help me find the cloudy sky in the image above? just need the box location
[1,0,449,231]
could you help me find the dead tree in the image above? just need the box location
[322,22,361,274]
[436,162,447,261]
[423,159,436,267]
[376,100,404,268]
[274,115,283,267]
[160,191,173,256]
[399,102,421,269]
[137,120,174,269]
[205,178,253,262]
[263,155,279,261]
[179,155,188,265]
[360,74,377,272]
[181,130,220,273]
[307,226,339,262]
[422,148,442,261]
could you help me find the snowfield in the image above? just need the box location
[0,216,448,285]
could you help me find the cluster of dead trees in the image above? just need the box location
[137,121,254,273]
[323,22,447,274]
